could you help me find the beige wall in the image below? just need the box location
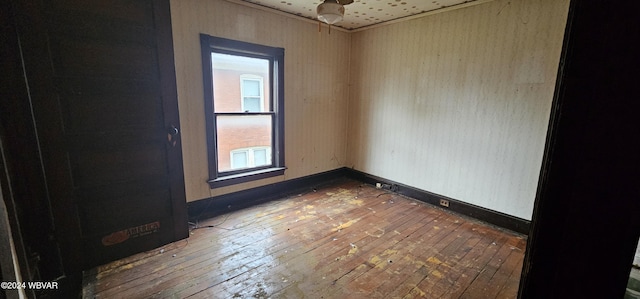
[170,0,570,220]
[170,0,351,202]
[347,0,569,220]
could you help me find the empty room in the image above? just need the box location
[2,0,638,298]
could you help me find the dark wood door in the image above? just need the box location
[14,0,188,272]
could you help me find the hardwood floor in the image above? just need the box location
[83,178,526,298]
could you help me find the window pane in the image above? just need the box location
[253,148,268,166]
[211,53,269,113]
[216,115,272,172]
[242,80,260,97]
[231,151,248,169]
[243,97,261,112]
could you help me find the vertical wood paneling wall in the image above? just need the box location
[170,0,351,201]
[347,0,569,220]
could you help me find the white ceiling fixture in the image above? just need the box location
[316,0,353,25]
[238,0,487,30]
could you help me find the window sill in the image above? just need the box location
[208,167,286,189]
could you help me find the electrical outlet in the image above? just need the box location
[439,199,450,208]
[376,183,382,189]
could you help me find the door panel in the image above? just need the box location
[51,40,158,78]
[61,94,164,132]
[77,190,172,234]
[70,147,167,185]
[15,0,187,272]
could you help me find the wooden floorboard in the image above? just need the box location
[83,178,526,298]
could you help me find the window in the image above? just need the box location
[240,75,264,112]
[200,34,285,188]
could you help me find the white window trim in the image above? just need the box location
[240,75,264,112]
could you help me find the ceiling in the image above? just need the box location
[238,0,483,30]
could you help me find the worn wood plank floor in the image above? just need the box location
[83,178,526,298]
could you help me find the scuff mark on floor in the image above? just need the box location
[366,228,385,238]
[332,218,361,232]
[347,243,358,256]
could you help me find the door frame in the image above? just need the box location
[518,0,640,297]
